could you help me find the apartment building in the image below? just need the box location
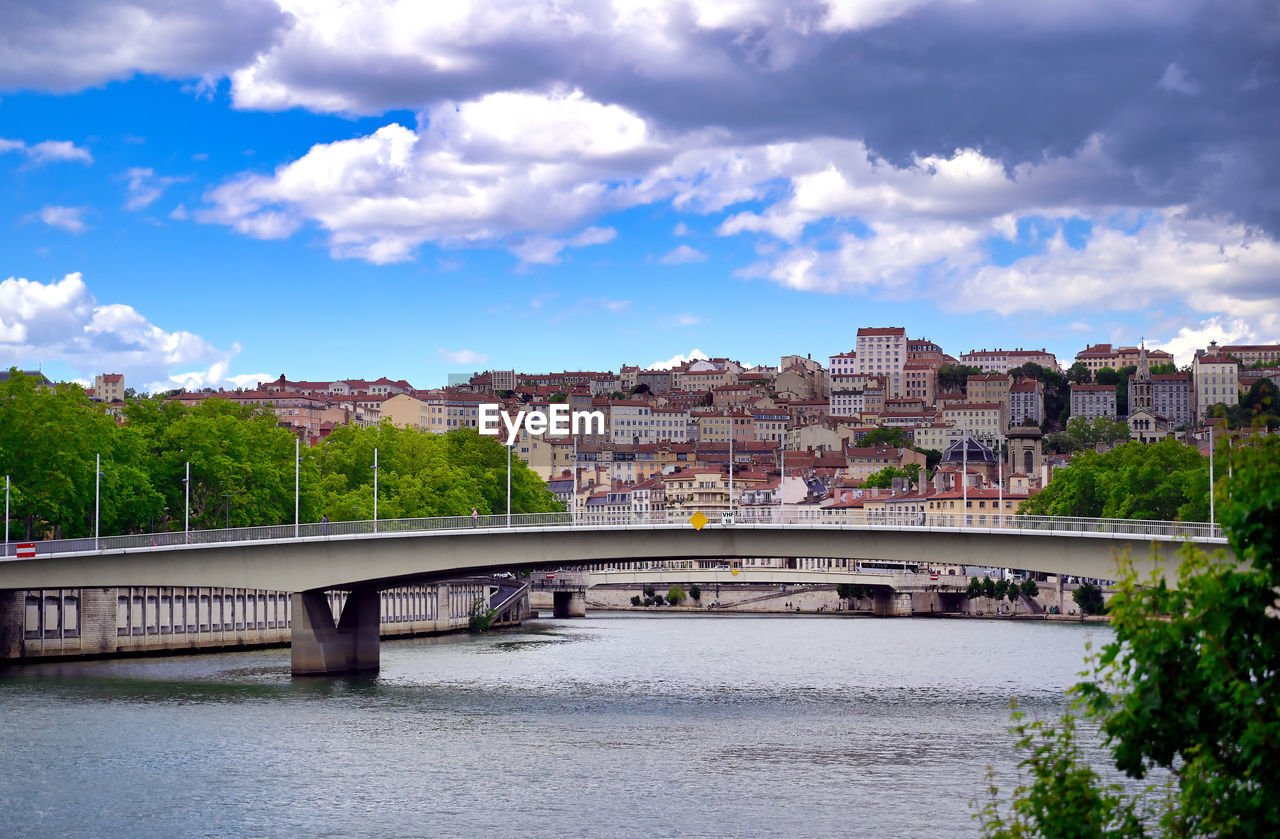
[961,347,1059,373]
[93,373,125,402]
[828,351,858,377]
[1009,380,1044,426]
[1070,384,1118,420]
[855,326,907,397]
[1192,347,1239,419]
[903,362,937,405]
[1219,343,1280,366]
[940,401,1007,445]
[609,399,654,444]
[966,373,1011,412]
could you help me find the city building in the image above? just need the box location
[1192,343,1240,420]
[1008,379,1044,427]
[855,327,907,398]
[1070,384,1118,420]
[93,373,125,402]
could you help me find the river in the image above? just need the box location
[0,613,1113,838]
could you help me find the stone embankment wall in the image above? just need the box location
[587,578,1105,618]
[0,580,520,662]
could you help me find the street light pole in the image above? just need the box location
[998,430,1004,529]
[4,474,9,557]
[222,492,231,530]
[95,453,101,551]
[183,460,190,544]
[506,435,512,528]
[572,435,578,526]
[1208,424,1215,529]
[729,433,734,520]
[294,437,300,539]
[779,444,785,525]
[372,446,379,533]
[962,432,968,527]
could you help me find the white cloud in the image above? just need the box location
[438,347,488,365]
[0,137,93,165]
[1158,62,1201,95]
[659,244,707,265]
[0,0,289,92]
[648,348,709,370]
[511,226,618,265]
[124,167,186,210]
[1154,317,1256,367]
[0,272,252,391]
[672,221,690,236]
[34,206,90,234]
[663,313,702,327]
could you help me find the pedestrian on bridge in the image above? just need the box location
[471,507,479,528]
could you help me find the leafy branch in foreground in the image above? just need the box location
[977,434,1280,837]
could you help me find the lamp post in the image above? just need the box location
[506,435,512,528]
[1208,424,1215,529]
[779,444,785,525]
[95,453,102,551]
[572,435,578,526]
[961,432,968,528]
[183,461,190,544]
[371,447,378,533]
[729,433,734,521]
[4,474,9,558]
[294,437,300,539]
[221,492,231,530]
[998,430,1004,529]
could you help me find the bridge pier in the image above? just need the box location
[552,590,587,618]
[872,590,914,617]
[291,589,380,676]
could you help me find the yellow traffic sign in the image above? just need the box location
[689,511,708,530]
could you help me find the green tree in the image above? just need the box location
[688,584,701,601]
[1072,581,1106,615]
[862,464,921,488]
[666,585,686,605]
[860,426,912,448]
[1019,579,1040,598]
[1068,362,1092,384]
[994,578,1010,601]
[982,576,997,599]
[1022,439,1207,521]
[938,364,985,393]
[1065,416,1129,450]
[980,435,1280,836]
[966,577,983,599]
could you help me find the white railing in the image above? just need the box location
[0,509,1224,560]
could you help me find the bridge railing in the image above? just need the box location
[0,508,1222,559]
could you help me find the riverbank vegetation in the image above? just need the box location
[1020,438,1209,521]
[977,435,1280,836]
[0,371,561,539]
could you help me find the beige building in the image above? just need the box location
[856,326,907,397]
[1192,345,1239,420]
[960,348,1059,373]
[966,374,1011,413]
[93,373,125,402]
[940,401,1007,445]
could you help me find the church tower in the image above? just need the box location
[1130,341,1154,414]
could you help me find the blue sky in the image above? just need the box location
[2,1,1277,392]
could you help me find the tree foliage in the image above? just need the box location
[938,364,985,393]
[1021,439,1207,521]
[981,435,1280,836]
[860,426,912,448]
[0,372,562,539]
[1072,582,1106,615]
[862,464,921,488]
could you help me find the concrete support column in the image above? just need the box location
[80,588,117,655]
[0,590,23,659]
[872,590,913,617]
[552,590,586,618]
[291,589,380,676]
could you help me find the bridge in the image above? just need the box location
[0,511,1225,675]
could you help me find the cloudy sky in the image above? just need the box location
[2,0,1276,391]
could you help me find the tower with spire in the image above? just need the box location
[1131,340,1154,414]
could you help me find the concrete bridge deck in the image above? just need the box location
[0,512,1227,675]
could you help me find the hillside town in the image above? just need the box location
[49,330,1280,528]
